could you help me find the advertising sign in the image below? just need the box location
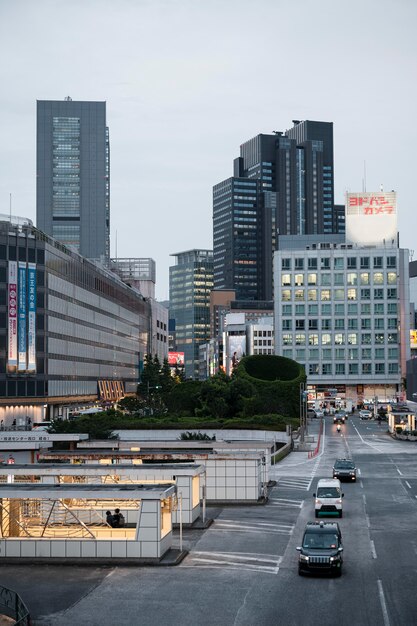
[345,192,397,246]
[18,262,27,371]
[7,261,18,373]
[27,263,37,372]
[227,334,246,375]
[168,352,185,367]
[411,329,417,350]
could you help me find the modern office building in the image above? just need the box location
[169,250,213,379]
[213,120,340,301]
[37,98,110,264]
[274,238,410,405]
[0,216,150,426]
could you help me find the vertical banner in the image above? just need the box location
[18,262,27,372]
[7,261,18,373]
[27,263,37,373]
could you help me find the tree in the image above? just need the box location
[160,358,175,393]
[138,354,160,398]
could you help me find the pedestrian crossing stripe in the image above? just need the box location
[212,519,293,534]
[268,498,303,508]
[182,551,282,573]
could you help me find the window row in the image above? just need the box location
[281,256,397,270]
[281,272,397,287]
[284,347,399,360]
[282,303,398,315]
[282,318,397,331]
[281,333,398,345]
[281,288,397,302]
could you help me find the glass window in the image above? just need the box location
[373,256,383,268]
[309,334,319,345]
[335,363,345,375]
[374,288,384,300]
[335,319,345,329]
[308,289,317,301]
[387,318,397,329]
[360,272,370,285]
[387,288,397,300]
[373,272,384,284]
[282,349,293,358]
[295,258,304,270]
[375,363,385,374]
[375,318,384,329]
[309,348,319,358]
[334,273,344,286]
[282,320,292,330]
[349,363,358,375]
[387,303,397,314]
[282,258,291,270]
[294,273,304,286]
[347,273,357,286]
[348,333,358,345]
[282,304,292,315]
[388,347,398,359]
[361,333,371,344]
[387,256,396,269]
[321,274,331,286]
[308,304,318,315]
[281,274,291,286]
[321,304,331,315]
[387,272,397,284]
[348,319,358,330]
[308,258,318,270]
[360,257,370,269]
[348,348,358,359]
[362,363,372,374]
[321,289,331,301]
[347,288,357,301]
[309,363,319,375]
[295,333,306,345]
[296,349,306,360]
[334,289,344,300]
[322,363,332,375]
[387,333,398,344]
[375,348,385,359]
[388,362,398,374]
[334,258,344,269]
[282,334,293,345]
[296,320,305,330]
[322,333,331,345]
[347,257,357,269]
[361,289,371,301]
[322,348,332,359]
[322,319,331,330]
[335,333,345,345]
[282,289,291,301]
[362,348,372,359]
[309,319,318,330]
[335,348,345,359]
[348,303,358,314]
[361,318,371,329]
[374,303,384,314]
[375,333,384,344]
[361,303,371,314]
[295,289,305,301]
[321,257,330,270]
[308,273,317,285]
[295,304,305,315]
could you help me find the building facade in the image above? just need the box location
[169,250,213,379]
[213,120,341,301]
[274,240,410,405]
[0,218,150,426]
[37,98,110,264]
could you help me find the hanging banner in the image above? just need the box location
[27,263,37,373]
[7,261,18,373]
[18,262,27,372]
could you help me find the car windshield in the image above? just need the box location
[335,461,354,469]
[303,532,339,550]
[317,487,340,498]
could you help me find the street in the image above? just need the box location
[5,416,417,626]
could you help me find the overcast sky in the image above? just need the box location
[1,0,416,300]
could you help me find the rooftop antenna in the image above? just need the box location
[380,183,384,192]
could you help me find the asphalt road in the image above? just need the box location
[3,415,417,626]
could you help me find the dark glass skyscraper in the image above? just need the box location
[213,120,342,301]
[37,98,110,264]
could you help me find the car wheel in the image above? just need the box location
[335,567,342,577]
[315,511,319,518]
[339,511,343,518]
[298,567,304,576]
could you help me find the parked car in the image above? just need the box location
[297,521,343,576]
[333,458,357,481]
[359,410,372,420]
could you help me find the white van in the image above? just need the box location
[313,479,344,518]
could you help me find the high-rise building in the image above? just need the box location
[213,120,341,301]
[37,98,110,264]
[169,250,213,379]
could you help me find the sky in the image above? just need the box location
[0,0,416,300]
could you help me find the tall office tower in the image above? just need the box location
[37,98,110,264]
[169,250,213,379]
[213,120,340,301]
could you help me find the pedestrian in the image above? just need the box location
[27,417,32,430]
[106,510,114,527]
[12,418,16,430]
[113,508,125,527]
[0,420,3,431]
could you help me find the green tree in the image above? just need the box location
[160,358,175,393]
[138,354,160,398]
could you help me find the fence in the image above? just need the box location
[0,585,31,625]
[308,419,324,459]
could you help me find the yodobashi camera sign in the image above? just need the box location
[345,191,397,246]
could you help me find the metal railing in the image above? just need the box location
[0,584,31,625]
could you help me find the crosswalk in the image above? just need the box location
[268,496,304,509]
[276,476,312,491]
[210,518,294,535]
[182,551,282,573]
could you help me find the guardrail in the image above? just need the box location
[0,585,31,625]
[308,418,324,459]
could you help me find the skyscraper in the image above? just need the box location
[213,120,341,301]
[37,98,110,264]
[169,250,213,379]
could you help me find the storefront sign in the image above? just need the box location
[7,261,18,372]
[27,263,37,372]
[18,262,27,371]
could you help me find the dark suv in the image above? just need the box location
[297,521,343,576]
[333,413,346,424]
[333,458,357,481]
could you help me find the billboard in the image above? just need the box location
[27,264,37,372]
[345,192,397,246]
[168,351,185,367]
[18,262,27,372]
[411,329,417,350]
[7,261,18,373]
[227,334,246,375]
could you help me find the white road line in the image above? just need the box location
[352,423,385,452]
[362,494,367,505]
[360,480,364,489]
[370,540,377,559]
[405,481,411,489]
[377,579,391,626]
[366,514,371,528]
[216,519,293,529]
[358,468,361,476]
[396,467,403,476]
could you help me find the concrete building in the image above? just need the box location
[0,217,150,425]
[169,250,213,379]
[274,238,410,405]
[37,98,110,265]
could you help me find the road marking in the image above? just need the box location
[268,498,303,509]
[396,467,403,476]
[370,540,377,559]
[362,494,367,505]
[377,579,391,626]
[360,480,364,489]
[212,520,293,535]
[366,514,371,528]
[358,468,361,476]
[183,551,282,574]
[352,423,385,452]
[405,481,411,489]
